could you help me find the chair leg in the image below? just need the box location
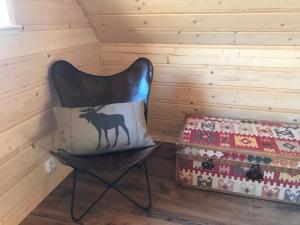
[144,162,152,210]
[114,162,152,211]
[70,169,111,223]
[70,162,152,222]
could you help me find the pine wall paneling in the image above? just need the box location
[0,0,99,224]
[77,0,300,142]
[80,0,300,14]
[99,43,300,142]
[80,0,300,45]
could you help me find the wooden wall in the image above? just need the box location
[0,0,99,224]
[80,0,300,45]
[99,43,300,142]
[76,0,300,142]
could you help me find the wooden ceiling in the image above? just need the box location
[78,0,300,45]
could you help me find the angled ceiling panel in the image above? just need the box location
[78,0,300,45]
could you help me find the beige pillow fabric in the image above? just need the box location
[54,100,154,155]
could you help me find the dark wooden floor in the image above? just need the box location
[21,143,300,225]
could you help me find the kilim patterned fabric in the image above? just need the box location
[176,115,300,204]
[178,115,300,163]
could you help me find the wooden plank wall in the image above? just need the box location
[99,43,300,142]
[80,0,300,45]
[77,0,300,142]
[0,0,99,224]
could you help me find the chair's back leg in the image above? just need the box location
[144,162,152,211]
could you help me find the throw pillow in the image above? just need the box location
[54,100,154,155]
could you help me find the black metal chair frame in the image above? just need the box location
[70,161,151,222]
[50,58,158,223]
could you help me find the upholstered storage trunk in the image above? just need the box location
[176,115,300,204]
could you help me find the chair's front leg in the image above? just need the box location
[70,161,153,223]
[105,162,152,212]
[70,169,111,223]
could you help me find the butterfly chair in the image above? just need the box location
[50,58,160,223]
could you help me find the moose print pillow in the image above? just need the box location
[54,100,155,155]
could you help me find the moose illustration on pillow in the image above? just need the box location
[79,105,130,149]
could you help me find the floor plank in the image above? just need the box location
[20,143,300,225]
